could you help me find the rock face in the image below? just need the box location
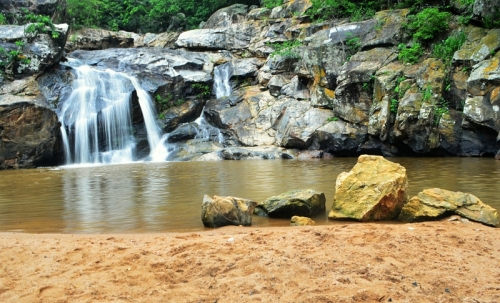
[290,216,315,226]
[329,155,408,221]
[0,98,62,169]
[201,195,258,228]
[256,189,326,218]
[399,188,499,227]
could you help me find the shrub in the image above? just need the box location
[262,0,282,9]
[405,8,451,42]
[268,40,302,59]
[0,13,6,25]
[432,31,467,65]
[398,43,423,64]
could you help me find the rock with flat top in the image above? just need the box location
[257,189,325,218]
[399,188,499,227]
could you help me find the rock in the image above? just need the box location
[495,149,500,160]
[167,140,222,162]
[362,9,409,48]
[290,216,315,226]
[454,28,500,64]
[167,123,199,143]
[333,47,397,124]
[472,0,499,25]
[297,150,323,159]
[268,74,291,96]
[0,24,68,77]
[161,99,205,133]
[219,146,293,160]
[0,97,62,169]
[280,76,309,100]
[399,188,499,227]
[247,7,271,20]
[203,4,249,29]
[175,20,265,51]
[133,31,180,48]
[329,155,408,221]
[315,119,368,156]
[201,195,258,228]
[269,0,312,19]
[65,28,135,52]
[257,189,326,218]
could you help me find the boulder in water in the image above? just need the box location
[201,195,258,228]
[329,155,408,221]
[399,188,499,227]
[256,189,326,218]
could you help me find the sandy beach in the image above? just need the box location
[1,220,499,303]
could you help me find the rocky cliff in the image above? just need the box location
[1,0,499,168]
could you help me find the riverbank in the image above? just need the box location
[1,220,499,302]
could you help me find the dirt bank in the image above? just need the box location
[1,220,499,302]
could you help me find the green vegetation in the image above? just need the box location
[390,98,399,113]
[434,98,449,126]
[191,83,211,98]
[327,116,339,122]
[422,85,432,102]
[66,0,260,32]
[268,40,302,59]
[405,8,451,42]
[308,0,378,22]
[0,12,6,25]
[23,12,60,40]
[345,33,361,61]
[262,0,282,9]
[390,76,408,113]
[398,43,423,64]
[432,31,467,65]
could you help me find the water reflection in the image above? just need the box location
[0,158,498,233]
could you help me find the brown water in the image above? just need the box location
[0,158,499,233]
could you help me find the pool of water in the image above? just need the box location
[0,158,498,233]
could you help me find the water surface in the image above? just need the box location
[0,158,498,233]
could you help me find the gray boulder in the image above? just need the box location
[201,195,258,228]
[203,4,249,29]
[256,189,326,218]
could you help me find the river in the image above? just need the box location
[0,158,498,233]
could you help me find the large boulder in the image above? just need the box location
[203,4,249,29]
[329,155,408,221]
[0,92,62,169]
[256,189,326,218]
[399,188,499,227]
[0,0,64,17]
[219,146,295,160]
[201,195,258,228]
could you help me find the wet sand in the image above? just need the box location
[1,220,499,303]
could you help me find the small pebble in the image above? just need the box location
[412,281,418,287]
[227,237,234,243]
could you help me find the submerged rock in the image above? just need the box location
[329,155,408,221]
[256,189,326,218]
[201,195,258,228]
[399,188,499,227]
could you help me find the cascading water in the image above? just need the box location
[192,62,233,143]
[58,59,166,165]
[213,62,232,99]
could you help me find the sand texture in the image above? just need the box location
[1,221,499,302]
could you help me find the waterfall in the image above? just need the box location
[58,60,165,165]
[194,108,224,144]
[213,62,232,99]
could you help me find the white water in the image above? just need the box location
[213,63,232,99]
[59,60,166,164]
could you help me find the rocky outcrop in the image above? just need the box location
[201,195,258,228]
[399,188,499,227]
[290,215,315,226]
[0,23,68,78]
[203,4,249,29]
[329,155,408,221]
[219,146,296,160]
[256,189,325,218]
[65,28,134,52]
